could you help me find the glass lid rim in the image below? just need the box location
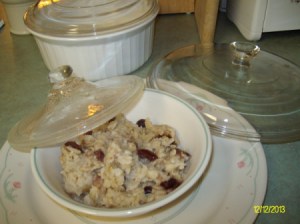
[24,0,159,38]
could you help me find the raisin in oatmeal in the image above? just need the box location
[60,113,191,208]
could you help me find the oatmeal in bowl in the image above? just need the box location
[30,89,212,217]
[61,113,191,208]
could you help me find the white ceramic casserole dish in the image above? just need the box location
[24,0,159,81]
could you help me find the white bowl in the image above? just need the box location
[30,89,212,217]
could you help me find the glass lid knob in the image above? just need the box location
[230,41,260,67]
[48,65,73,84]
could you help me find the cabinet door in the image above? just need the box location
[263,0,300,32]
[158,0,195,14]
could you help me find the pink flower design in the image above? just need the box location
[196,104,204,112]
[237,160,245,168]
[12,181,21,189]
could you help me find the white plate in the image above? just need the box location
[0,108,267,224]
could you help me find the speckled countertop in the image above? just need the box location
[0,3,299,224]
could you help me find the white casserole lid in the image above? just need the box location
[24,0,159,38]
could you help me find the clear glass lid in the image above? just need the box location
[147,42,300,143]
[24,0,159,38]
[8,66,144,152]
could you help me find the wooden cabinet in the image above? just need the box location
[158,0,195,14]
[158,0,220,47]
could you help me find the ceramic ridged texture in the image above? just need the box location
[34,22,154,81]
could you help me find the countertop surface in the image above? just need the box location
[1,3,300,224]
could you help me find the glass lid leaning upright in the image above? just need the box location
[147,42,300,143]
[8,66,144,152]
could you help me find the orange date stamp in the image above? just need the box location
[253,205,286,214]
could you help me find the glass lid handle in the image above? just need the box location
[230,42,260,67]
[46,65,83,105]
[48,65,73,84]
